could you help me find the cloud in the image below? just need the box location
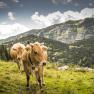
[30,11,63,29]
[20,4,24,7]
[12,0,20,3]
[8,12,15,21]
[51,0,58,4]
[30,8,94,29]
[89,3,93,7]
[81,8,94,18]
[0,8,94,39]
[74,3,79,7]
[51,0,73,4]
[0,1,7,8]
[0,23,29,39]
[66,0,72,3]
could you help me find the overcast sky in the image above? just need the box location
[0,0,94,39]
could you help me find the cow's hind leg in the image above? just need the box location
[26,74,30,89]
[23,62,30,89]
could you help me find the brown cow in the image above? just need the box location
[10,43,25,71]
[22,42,48,88]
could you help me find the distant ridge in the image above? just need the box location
[0,17,94,67]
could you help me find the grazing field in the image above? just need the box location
[0,61,94,94]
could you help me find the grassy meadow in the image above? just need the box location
[0,60,94,94]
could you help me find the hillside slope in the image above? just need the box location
[0,34,94,67]
[63,37,94,67]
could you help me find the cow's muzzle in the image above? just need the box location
[43,62,46,66]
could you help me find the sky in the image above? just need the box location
[0,0,94,39]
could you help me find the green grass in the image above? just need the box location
[0,61,94,94]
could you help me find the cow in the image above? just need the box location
[10,43,25,71]
[22,42,48,89]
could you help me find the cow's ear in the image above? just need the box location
[25,46,29,51]
[13,48,17,50]
[42,46,47,51]
[40,42,44,46]
[30,43,34,48]
[25,44,30,51]
[18,46,22,50]
[35,42,39,44]
[34,42,40,46]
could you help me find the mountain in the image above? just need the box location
[0,17,94,44]
[0,17,94,68]
[27,17,94,44]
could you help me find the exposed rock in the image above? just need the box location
[75,67,94,72]
[58,65,69,70]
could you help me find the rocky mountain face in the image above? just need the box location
[28,18,94,44]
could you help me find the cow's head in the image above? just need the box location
[17,46,24,60]
[12,43,25,61]
[26,42,48,66]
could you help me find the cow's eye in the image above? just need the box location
[34,51,38,55]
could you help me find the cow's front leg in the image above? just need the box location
[23,61,30,89]
[39,66,45,86]
[19,60,24,72]
[41,70,45,86]
[14,60,20,70]
[36,66,45,88]
[35,70,42,88]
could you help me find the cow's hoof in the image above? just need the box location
[42,83,45,86]
[39,85,42,89]
[40,88,44,92]
[26,86,30,91]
